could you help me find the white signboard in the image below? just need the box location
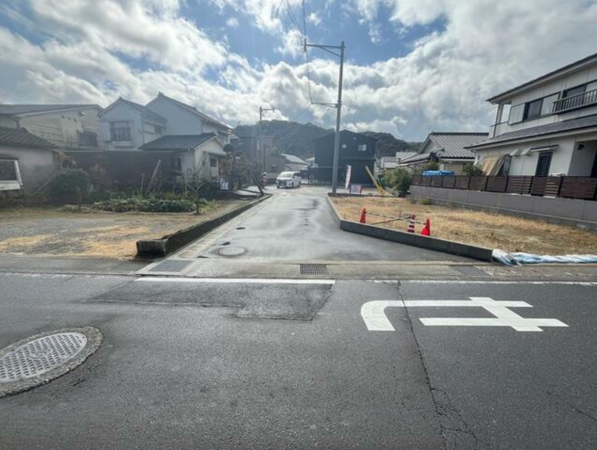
[345,165,352,189]
[361,297,568,332]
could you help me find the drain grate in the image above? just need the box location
[300,264,329,275]
[0,333,87,383]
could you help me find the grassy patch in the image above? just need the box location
[332,196,597,255]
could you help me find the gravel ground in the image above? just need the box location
[0,200,247,259]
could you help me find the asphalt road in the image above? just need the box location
[1,273,596,449]
[199,186,468,262]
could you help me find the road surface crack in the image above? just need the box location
[396,280,486,450]
[546,390,597,424]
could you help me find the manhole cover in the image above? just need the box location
[218,246,246,257]
[0,327,102,397]
[300,264,329,275]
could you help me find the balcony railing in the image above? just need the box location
[553,89,597,113]
[411,175,597,201]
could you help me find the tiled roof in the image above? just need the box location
[117,98,166,124]
[428,132,488,158]
[282,153,308,165]
[468,114,597,148]
[139,133,217,151]
[0,104,99,116]
[152,93,231,130]
[0,126,54,149]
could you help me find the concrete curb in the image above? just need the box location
[327,195,493,262]
[136,195,270,258]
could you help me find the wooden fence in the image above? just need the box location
[411,175,597,201]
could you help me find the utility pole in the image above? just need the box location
[304,41,345,193]
[258,106,275,174]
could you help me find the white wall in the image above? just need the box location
[99,102,143,150]
[474,131,597,176]
[146,96,204,135]
[17,107,101,149]
[0,146,57,192]
[493,61,597,136]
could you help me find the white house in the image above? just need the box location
[146,93,232,144]
[99,98,167,151]
[469,52,597,177]
[399,132,487,174]
[99,93,233,151]
[0,104,102,150]
[139,133,227,180]
[282,153,308,172]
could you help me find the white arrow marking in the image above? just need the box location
[361,297,568,332]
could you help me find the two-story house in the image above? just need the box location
[0,104,102,150]
[313,130,376,184]
[470,52,597,178]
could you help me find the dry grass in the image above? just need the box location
[0,200,246,259]
[332,196,597,255]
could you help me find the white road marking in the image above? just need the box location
[137,277,335,285]
[361,297,568,332]
[371,280,597,286]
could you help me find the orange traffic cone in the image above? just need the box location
[421,218,431,236]
[360,208,367,224]
[407,214,416,233]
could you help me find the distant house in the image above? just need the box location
[99,98,167,151]
[233,134,285,179]
[313,130,376,184]
[305,156,315,167]
[139,133,226,180]
[99,93,233,151]
[0,126,56,194]
[0,104,102,150]
[469,52,597,177]
[282,153,308,172]
[399,132,487,174]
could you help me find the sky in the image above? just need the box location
[0,0,596,141]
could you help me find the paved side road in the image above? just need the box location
[1,273,597,449]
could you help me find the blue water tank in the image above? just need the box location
[422,170,454,176]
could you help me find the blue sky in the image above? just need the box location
[0,0,596,140]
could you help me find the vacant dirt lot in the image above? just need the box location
[0,200,247,259]
[332,196,597,255]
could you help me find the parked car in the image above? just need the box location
[276,171,301,188]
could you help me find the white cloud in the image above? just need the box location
[226,17,239,28]
[306,12,321,26]
[1,0,597,141]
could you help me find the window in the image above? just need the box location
[523,98,543,121]
[508,104,525,123]
[498,155,511,176]
[541,93,559,115]
[563,85,586,98]
[77,130,98,147]
[209,157,217,168]
[109,121,131,141]
[0,159,19,182]
[171,157,182,173]
[358,144,367,152]
[535,152,552,177]
[154,125,164,134]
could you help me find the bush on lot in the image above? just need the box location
[385,168,413,196]
[462,163,485,176]
[92,195,210,213]
[48,169,91,203]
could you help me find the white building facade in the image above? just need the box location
[470,53,597,177]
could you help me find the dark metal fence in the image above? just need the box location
[411,175,597,201]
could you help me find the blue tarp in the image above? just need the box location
[492,249,597,266]
[422,170,455,176]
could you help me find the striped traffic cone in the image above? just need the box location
[407,214,416,233]
[360,208,367,224]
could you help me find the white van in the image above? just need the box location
[276,171,301,188]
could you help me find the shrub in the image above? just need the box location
[93,196,196,213]
[462,163,485,176]
[422,160,440,171]
[48,169,91,203]
[385,168,412,195]
[420,197,433,205]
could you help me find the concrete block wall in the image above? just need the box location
[410,186,597,229]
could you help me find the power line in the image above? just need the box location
[280,0,304,38]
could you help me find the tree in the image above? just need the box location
[385,168,412,196]
[462,163,485,176]
[422,160,440,171]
